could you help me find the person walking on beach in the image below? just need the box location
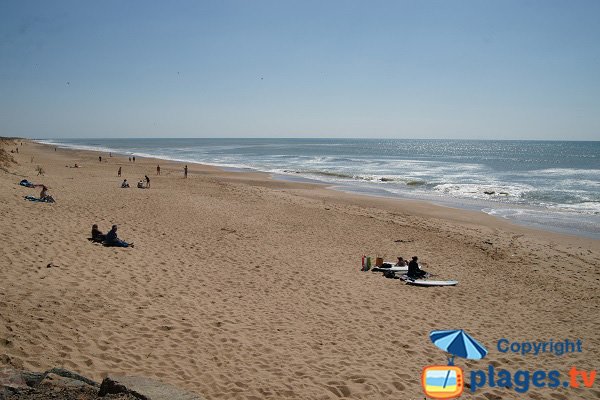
[184,165,188,178]
[145,175,150,188]
[133,156,136,162]
[157,164,161,175]
[99,156,102,162]
[128,157,131,162]
[118,167,122,177]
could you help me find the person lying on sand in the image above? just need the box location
[407,256,428,279]
[19,179,35,188]
[105,225,134,248]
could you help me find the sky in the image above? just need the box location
[1,0,599,140]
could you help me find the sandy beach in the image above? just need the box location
[1,139,599,399]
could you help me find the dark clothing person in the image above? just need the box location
[184,165,188,178]
[91,224,105,242]
[145,175,150,188]
[105,225,133,248]
[408,257,427,279]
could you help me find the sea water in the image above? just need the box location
[38,138,600,239]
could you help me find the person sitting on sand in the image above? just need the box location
[395,257,408,266]
[137,180,145,188]
[39,185,55,202]
[121,179,130,188]
[407,256,427,279]
[105,225,133,248]
[91,224,105,242]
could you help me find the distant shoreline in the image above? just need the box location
[34,138,600,240]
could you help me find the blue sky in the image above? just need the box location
[1,0,599,139]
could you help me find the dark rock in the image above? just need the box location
[20,371,45,387]
[99,377,147,399]
[100,375,203,400]
[40,373,93,389]
[0,366,28,390]
[44,367,99,387]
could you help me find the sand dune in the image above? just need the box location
[1,140,599,399]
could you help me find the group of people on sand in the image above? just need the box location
[91,224,134,248]
[20,179,55,203]
[396,255,428,279]
[119,174,150,189]
[118,164,189,188]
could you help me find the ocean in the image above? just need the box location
[38,138,600,239]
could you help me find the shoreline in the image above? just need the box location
[35,138,600,240]
[1,139,599,399]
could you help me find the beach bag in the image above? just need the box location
[375,257,383,267]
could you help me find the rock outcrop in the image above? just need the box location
[0,366,203,400]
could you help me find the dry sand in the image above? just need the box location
[1,140,599,399]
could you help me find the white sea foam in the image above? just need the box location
[33,138,600,238]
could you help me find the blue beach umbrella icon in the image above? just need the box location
[430,329,488,361]
[429,329,488,389]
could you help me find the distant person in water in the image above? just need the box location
[118,167,122,177]
[407,256,427,279]
[145,175,150,188]
[184,165,188,178]
[91,224,105,242]
[105,225,133,248]
[157,164,161,175]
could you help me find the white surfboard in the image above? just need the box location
[372,265,408,272]
[405,279,458,286]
